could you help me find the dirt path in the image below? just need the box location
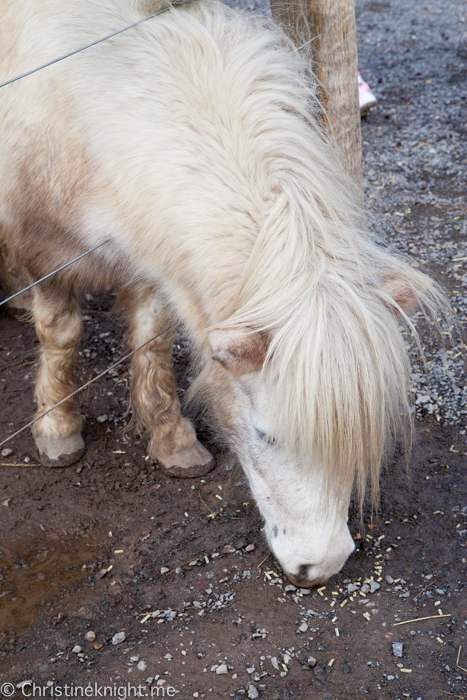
[0,1,466,699]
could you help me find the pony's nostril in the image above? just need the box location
[297,564,311,581]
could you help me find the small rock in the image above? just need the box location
[160,567,170,575]
[130,656,139,663]
[95,568,109,581]
[284,584,296,593]
[84,631,96,642]
[247,685,259,699]
[96,415,108,423]
[385,575,394,584]
[347,583,359,593]
[112,632,126,646]
[164,653,172,660]
[360,584,370,594]
[298,622,308,633]
[216,664,228,675]
[369,581,380,594]
[223,545,236,554]
[246,666,255,674]
[392,642,403,658]
[271,657,279,670]
[1,448,13,457]
[72,646,82,654]
[54,613,66,626]
[306,656,317,668]
[137,661,147,671]
[245,544,255,552]
[282,654,292,665]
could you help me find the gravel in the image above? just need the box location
[355,0,467,431]
[111,632,126,646]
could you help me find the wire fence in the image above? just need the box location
[0,326,174,451]
[0,3,191,455]
[0,1,192,90]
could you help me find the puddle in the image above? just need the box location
[0,534,106,640]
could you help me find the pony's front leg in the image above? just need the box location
[32,284,85,466]
[122,285,215,478]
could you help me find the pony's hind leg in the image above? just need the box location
[32,283,85,466]
[121,284,215,478]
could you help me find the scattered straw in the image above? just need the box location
[198,491,216,516]
[117,577,144,611]
[257,552,271,570]
[457,646,467,674]
[0,358,37,371]
[393,613,451,626]
[0,462,40,467]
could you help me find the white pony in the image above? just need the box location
[0,0,446,585]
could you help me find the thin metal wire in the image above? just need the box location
[0,2,188,90]
[0,324,174,450]
[0,239,110,307]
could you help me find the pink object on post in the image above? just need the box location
[358,71,377,114]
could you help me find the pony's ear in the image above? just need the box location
[208,328,269,376]
[380,276,420,316]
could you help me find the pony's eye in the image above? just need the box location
[255,428,276,446]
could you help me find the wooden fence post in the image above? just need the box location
[270,0,363,193]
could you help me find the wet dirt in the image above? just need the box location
[0,535,105,639]
[0,0,466,698]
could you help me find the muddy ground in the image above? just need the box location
[0,0,466,698]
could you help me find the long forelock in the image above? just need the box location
[203,10,448,505]
[174,2,449,506]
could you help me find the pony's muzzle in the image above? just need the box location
[282,530,355,588]
[283,564,327,589]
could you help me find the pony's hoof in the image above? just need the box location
[35,433,85,467]
[157,440,215,478]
